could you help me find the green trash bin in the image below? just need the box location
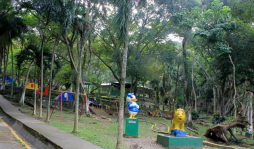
[125,118,139,137]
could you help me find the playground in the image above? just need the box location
[14,101,254,149]
[0,90,249,149]
[14,104,185,149]
[0,84,253,149]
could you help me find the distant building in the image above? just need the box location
[101,82,154,100]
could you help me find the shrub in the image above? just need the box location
[212,112,226,125]
[191,110,199,120]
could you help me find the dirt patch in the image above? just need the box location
[157,123,167,132]
[123,137,164,149]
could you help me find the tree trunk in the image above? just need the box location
[213,87,216,113]
[0,48,2,86]
[20,61,34,106]
[9,33,14,96]
[173,63,180,115]
[46,38,58,122]
[73,34,81,133]
[73,60,81,133]
[116,18,129,149]
[192,57,197,111]
[73,14,88,131]
[182,36,191,124]
[229,55,237,131]
[2,44,6,90]
[248,92,253,133]
[39,35,45,118]
[33,68,36,115]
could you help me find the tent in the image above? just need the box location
[36,86,49,95]
[3,76,12,83]
[26,83,38,90]
[6,79,23,87]
[55,92,74,101]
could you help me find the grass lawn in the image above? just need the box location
[15,104,254,149]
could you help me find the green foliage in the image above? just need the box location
[230,138,243,145]
[114,0,130,44]
[191,110,199,120]
[212,112,226,125]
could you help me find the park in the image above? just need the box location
[0,0,254,149]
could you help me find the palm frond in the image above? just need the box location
[114,0,130,44]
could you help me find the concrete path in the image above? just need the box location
[0,119,26,149]
[0,95,102,149]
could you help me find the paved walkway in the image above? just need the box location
[0,95,102,149]
[0,119,25,149]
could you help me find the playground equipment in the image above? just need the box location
[6,79,23,87]
[108,100,119,116]
[50,91,92,123]
[126,93,139,119]
[2,76,12,83]
[154,108,162,117]
[36,86,49,95]
[26,83,38,90]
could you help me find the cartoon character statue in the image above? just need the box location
[170,108,186,137]
[126,93,139,119]
[172,108,186,131]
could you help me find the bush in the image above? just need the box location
[191,110,199,120]
[212,112,226,125]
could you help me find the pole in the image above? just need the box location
[50,98,59,119]
[79,95,86,119]
[116,101,119,116]
[108,100,116,116]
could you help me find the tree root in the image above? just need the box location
[204,115,250,143]
[187,127,200,135]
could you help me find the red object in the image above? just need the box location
[149,112,154,116]
[50,91,92,123]
[108,100,119,116]
[31,83,34,88]
[36,86,49,95]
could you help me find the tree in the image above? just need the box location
[195,0,237,117]
[16,44,52,106]
[114,0,131,148]
[16,45,38,106]
[0,6,27,91]
[171,9,194,125]
[45,37,59,122]
[20,0,57,118]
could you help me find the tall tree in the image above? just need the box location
[20,0,56,118]
[171,9,194,125]
[114,0,133,148]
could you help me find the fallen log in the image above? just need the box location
[204,115,250,143]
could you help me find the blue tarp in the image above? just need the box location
[3,76,12,83]
[55,92,74,101]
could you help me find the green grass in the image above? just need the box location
[18,106,162,149]
[15,139,26,147]
[16,105,254,149]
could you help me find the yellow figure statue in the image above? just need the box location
[172,108,186,131]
